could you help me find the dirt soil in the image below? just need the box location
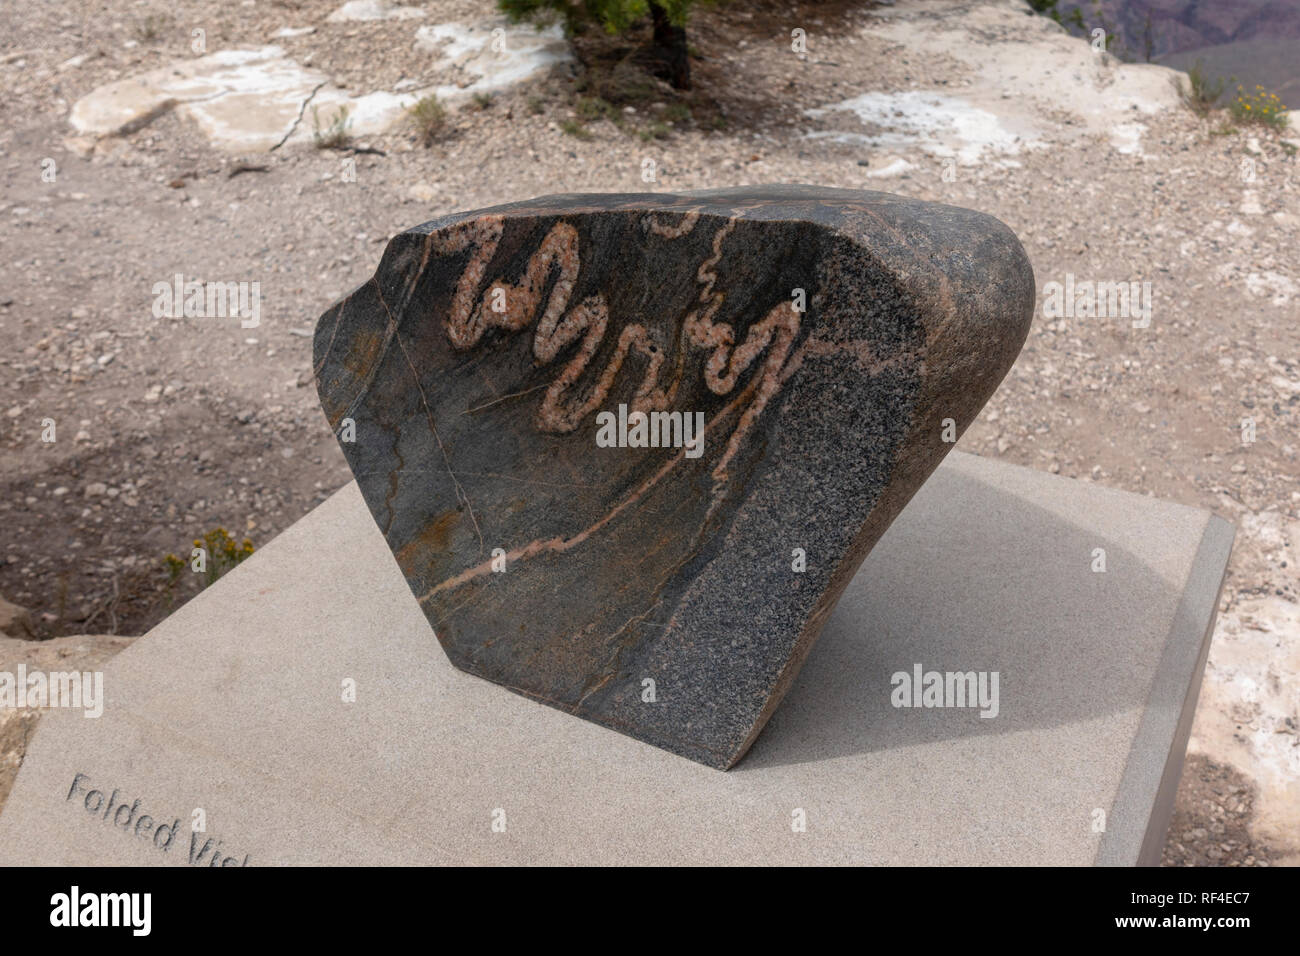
[1,0,1296,865]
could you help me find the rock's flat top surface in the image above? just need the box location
[0,453,1231,866]
[314,185,1035,768]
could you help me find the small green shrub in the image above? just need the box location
[1229,85,1289,130]
[1176,60,1227,116]
[576,95,615,122]
[560,119,592,139]
[134,13,171,44]
[660,102,691,125]
[312,104,353,149]
[409,94,448,146]
[164,527,255,591]
[638,121,670,141]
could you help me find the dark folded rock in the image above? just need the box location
[314,184,1035,769]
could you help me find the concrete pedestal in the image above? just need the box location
[0,452,1232,865]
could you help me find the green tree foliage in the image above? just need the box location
[499,0,710,89]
